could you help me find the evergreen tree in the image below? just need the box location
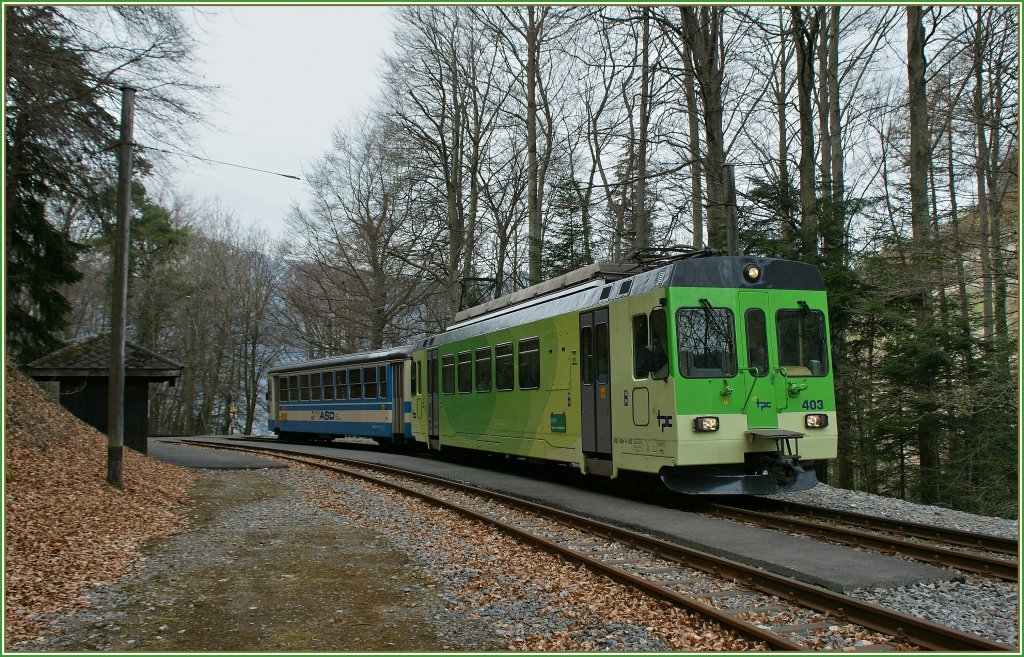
[739,176,800,259]
[541,177,593,278]
[4,5,206,362]
[4,7,105,363]
[86,182,190,277]
[4,153,85,363]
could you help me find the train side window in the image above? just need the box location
[410,360,418,396]
[744,309,769,377]
[475,346,492,392]
[323,371,335,400]
[289,375,299,402]
[349,368,363,399]
[650,308,669,380]
[339,369,347,398]
[457,351,472,393]
[580,327,593,385]
[441,354,455,394]
[417,360,423,395]
[495,343,514,391]
[632,314,649,379]
[276,377,287,403]
[299,373,311,401]
[379,365,387,399]
[426,358,435,395]
[518,337,540,389]
[676,306,737,378]
[364,366,378,399]
[776,309,829,376]
[310,372,322,401]
[595,323,610,385]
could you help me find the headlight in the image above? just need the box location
[743,263,762,283]
[692,416,720,432]
[805,413,828,429]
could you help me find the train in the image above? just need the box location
[267,253,838,494]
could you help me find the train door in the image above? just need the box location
[270,375,281,431]
[579,308,612,456]
[737,291,779,429]
[391,362,404,438]
[427,349,439,447]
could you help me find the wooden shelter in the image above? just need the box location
[25,335,182,454]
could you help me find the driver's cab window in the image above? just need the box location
[776,308,829,376]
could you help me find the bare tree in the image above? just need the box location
[790,6,823,258]
[288,119,434,351]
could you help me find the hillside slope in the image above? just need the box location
[3,363,197,647]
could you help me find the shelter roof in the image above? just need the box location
[25,334,182,381]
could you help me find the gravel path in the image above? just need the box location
[14,468,500,652]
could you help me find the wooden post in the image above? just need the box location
[107,86,137,489]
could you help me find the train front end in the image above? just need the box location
[658,257,838,494]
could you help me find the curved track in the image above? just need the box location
[710,499,1018,582]
[182,440,1014,652]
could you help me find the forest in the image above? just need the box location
[4,5,1018,516]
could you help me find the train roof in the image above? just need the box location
[416,256,823,350]
[452,262,635,324]
[268,345,413,375]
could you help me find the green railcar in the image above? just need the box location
[410,255,838,494]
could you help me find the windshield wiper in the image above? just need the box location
[698,298,731,341]
[797,300,826,344]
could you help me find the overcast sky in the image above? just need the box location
[166,5,395,239]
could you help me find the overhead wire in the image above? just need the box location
[138,144,302,181]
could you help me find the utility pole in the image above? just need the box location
[107,86,137,489]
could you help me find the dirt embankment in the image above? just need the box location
[3,363,196,647]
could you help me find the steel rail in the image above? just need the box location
[182,440,1015,652]
[746,498,1019,556]
[710,504,1019,582]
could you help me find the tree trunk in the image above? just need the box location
[907,5,940,505]
[678,7,726,251]
[985,29,1009,355]
[633,7,652,252]
[775,9,795,257]
[526,5,542,285]
[971,13,995,341]
[791,6,821,259]
[827,8,843,254]
[684,61,703,250]
[946,130,971,350]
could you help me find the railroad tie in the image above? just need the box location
[636,567,684,576]
[693,589,747,601]
[719,604,787,617]
[770,621,833,635]
[854,643,898,652]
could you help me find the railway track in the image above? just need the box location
[182,440,1013,652]
[710,500,1019,582]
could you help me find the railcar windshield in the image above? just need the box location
[676,305,737,378]
[776,308,829,376]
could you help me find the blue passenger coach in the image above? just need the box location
[267,346,414,445]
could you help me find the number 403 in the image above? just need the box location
[801,400,825,411]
